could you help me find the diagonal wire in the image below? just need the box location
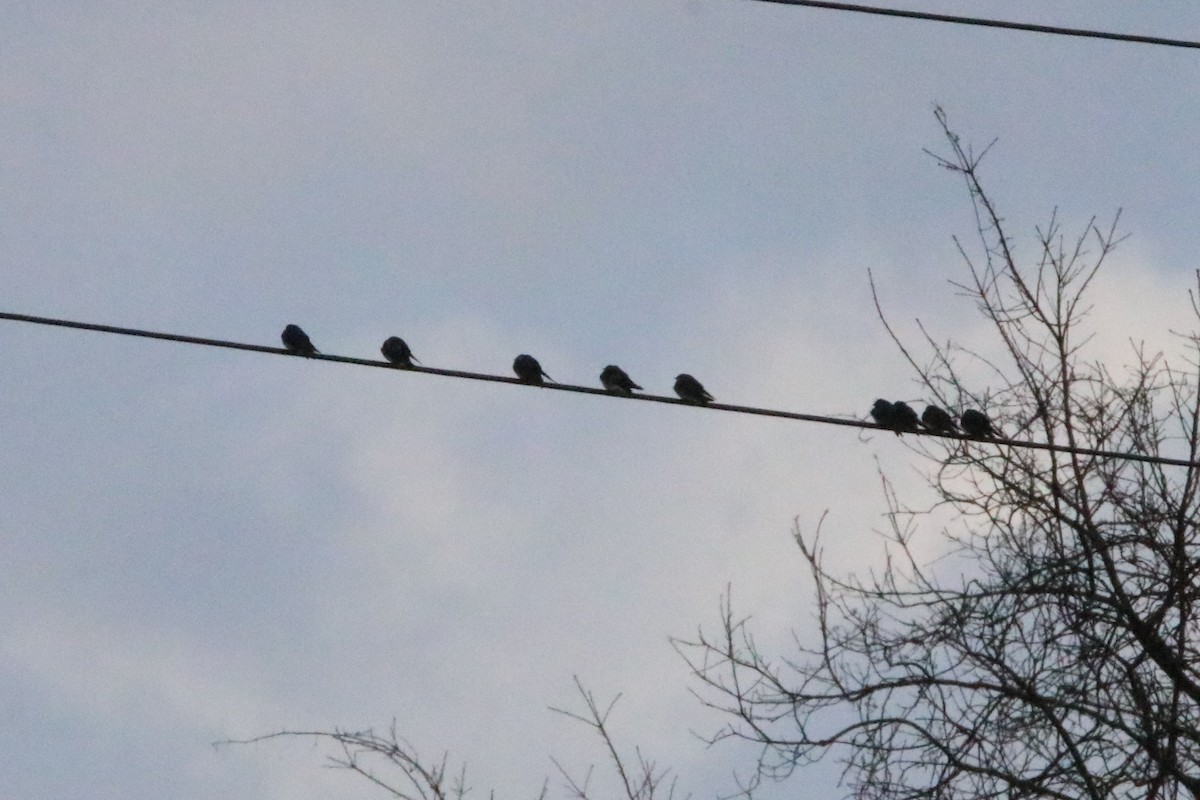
[746,0,1200,50]
[2,309,1197,468]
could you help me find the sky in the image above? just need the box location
[3,2,1200,798]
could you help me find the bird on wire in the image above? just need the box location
[674,374,714,405]
[281,324,318,357]
[891,401,922,434]
[513,354,552,385]
[600,365,642,396]
[381,336,418,367]
[921,404,958,434]
[960,409,997,438]
[870,399,895,428]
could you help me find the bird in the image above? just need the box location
[600,365,642,396]
[674,373,714,404]
[381,336,418,367]
[870,399,895,428]
[960,409,997,439]
[513,354,552,384]
[921,404,958,434]
[891,401,922,434]
[281,324,318,357]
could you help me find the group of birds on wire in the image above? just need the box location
[281,324,715,404]
[871,398,996,439]
[281,324,995,438]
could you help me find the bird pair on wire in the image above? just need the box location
[870,398,996,438]
[282,324,417,366]
[513,354,715,405]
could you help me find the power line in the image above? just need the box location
[2,309,1197,469]
[747,0,1200,50]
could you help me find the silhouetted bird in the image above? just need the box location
[281,324,318,357]
[674,374,713,404]
[381,336,418,367]
[513,354,552,384]
[870,399,894,427]
[960,409,996,439]
[921,404,958,434]
[600,365,642,396]
[891,401,922,434]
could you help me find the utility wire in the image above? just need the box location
[2,309,1197,469]
[747,0,1200,50]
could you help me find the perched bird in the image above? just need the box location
[870,399,895,428]
[921,404,958,434]
[891,401,922,434]
[960,409,997,439]
[674,373,714,404]
[281,324,318,357]
[600,365,642,396]
[513,354,552,384]
[381,336,418,367]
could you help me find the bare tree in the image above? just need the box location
[217,676,682,800]
[548,676,684,800]
[218,722,489,800]
[676,107,1200,799]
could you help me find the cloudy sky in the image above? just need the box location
[3,2,1200,798]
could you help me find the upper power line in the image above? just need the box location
[748,0,1200,50]
[2,309,1196,469]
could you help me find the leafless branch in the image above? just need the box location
[681,108,1200,799]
